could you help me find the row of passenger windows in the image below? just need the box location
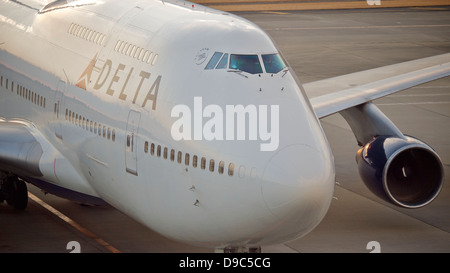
[65,108,116,142]
[1,75,13,92]
[1,74,240,179]
[68,23,107,46]
[0,76,47,109]
[205,52,287,74]
[143,141,236,176]
[114,40,159,65]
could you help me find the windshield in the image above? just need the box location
[229,54,263,74]
[262,53,286,74]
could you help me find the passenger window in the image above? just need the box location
[151,54,158,65]
[143,50,149,62]
[185,153,190,166]
[170,149,175,161]
[177,151,182,164]
[147,52,153,64]
[88,31,96,42]
[112,129,116,142]
[228,163,234,176]
[114,40,121,51]
[157,145,161,157]
[134,47,141,58]
[164,147,168,159]
[150,143,155,155]
[229,54,262,74]
[216,54,228,69]
[201,157,206,170]
[144,141,149,153]
[205,52,223,70]
[262,53,286,74]
[193,155,198,168]
[218,161,224,174]
[209,159,215,172]
[122,43,130,54]
[239,165,246,178]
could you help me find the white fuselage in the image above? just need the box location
[0,0,335,249]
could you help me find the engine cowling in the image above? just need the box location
[356,136,444,208]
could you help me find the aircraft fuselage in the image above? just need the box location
[0,0,335,249]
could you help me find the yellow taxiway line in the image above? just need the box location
[28,192,121,253]
[191,0,450,12]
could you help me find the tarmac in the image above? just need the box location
[191,0,450,12]
[0,5,449,253]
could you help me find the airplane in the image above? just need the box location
[0,0,448,253]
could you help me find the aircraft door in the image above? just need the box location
[125,110,141,176]
[53,80,65,139]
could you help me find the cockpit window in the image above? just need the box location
[229,54,263,74]
[204,52,285,75]
[262,53,286,74]
[216,53,228,69]
[205,52,223,70]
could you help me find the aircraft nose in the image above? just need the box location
[261,144,334,228]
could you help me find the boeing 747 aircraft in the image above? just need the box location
[0,0,448,252]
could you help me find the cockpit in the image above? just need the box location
[204,52,287,75]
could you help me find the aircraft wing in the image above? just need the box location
[0,119,102,204]
[0,119,44,178]
[304,53,450,119]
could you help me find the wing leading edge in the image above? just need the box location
[305,53,450,119]
[0,119,43,178]
[302,54,448,209]
[0,119,104,206]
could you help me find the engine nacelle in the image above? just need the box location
[356,136,444,208]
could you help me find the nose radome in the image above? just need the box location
[261,144,334,226]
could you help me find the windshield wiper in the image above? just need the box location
[227,69,249,78]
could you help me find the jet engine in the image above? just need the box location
[356,136,443,208]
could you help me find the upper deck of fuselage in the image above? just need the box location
[0,0,316,155]
[0,0,281,91]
